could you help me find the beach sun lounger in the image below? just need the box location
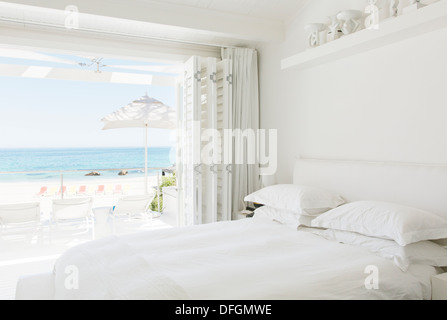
[46,186,57,197]
[68,186,77,196]
[36,186,47,197]
[113,184,123,195]
[105,184,113,195]
[123,184,130,194]
[57,186,66,195]
[50,197,94,241]
[77,185,87,196]
[87,185,96,195]
[112,194,154,222]
[95,185,105,196]
[0,202,42,243]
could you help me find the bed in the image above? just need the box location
[15,158,447,300]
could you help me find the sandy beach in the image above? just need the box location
[0,175,161,216]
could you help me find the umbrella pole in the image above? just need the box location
[145,124,148,195]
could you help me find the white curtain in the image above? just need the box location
[221,48,261,217]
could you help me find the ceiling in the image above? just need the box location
[0,1,312,88]
[0,0,313,58]
[147,0,310,22]
[0,48,181,85]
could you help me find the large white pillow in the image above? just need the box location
[244,184,345,216]
[253,206,315,227]
[301,227,447,272]
[311,201,447,246]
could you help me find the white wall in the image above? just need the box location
[258,0,447,184]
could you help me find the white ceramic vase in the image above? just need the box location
[337,10,363,35]
[304,23,327,48]
[326,15,343,42]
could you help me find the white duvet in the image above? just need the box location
[53,216,438,300]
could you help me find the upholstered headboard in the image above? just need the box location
[293,158,447,219]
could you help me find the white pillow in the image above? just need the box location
[253,206,315,227]
[311,201,447,246]
[244,184,345,216]
[303,227,447,272]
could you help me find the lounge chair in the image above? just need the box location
[0,202,42,243]
[68,186,77,197]
[57,186,67,196]
[112,194,154,220]
[77,185,87,196]
[36,186,47,197]
[113,184,123,195]
[105,184,113,195]
[110,194,154,235]
[88,185,96,195]
[51,197,94,240]
[95,185,105,196]
[123,184,130,194]
[46,186,57,197]
[52,197,93,222]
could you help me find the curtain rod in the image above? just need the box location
[0,17,240,50]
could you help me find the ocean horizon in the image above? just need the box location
[0,146,175,183]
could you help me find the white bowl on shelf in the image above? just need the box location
[304,23,327,33]
[336,10,363,21]
[337,10,363,35]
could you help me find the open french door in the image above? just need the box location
[178,56,201,226]
[177,56,232,226]
[216,59,232,222]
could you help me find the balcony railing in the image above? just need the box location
[0,167,173,213]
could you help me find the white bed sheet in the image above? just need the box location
[52,217,439,300]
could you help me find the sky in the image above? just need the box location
[0,52,178,149]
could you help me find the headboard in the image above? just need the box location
[293,158,447,219]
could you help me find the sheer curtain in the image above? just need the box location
[221,48,261,217]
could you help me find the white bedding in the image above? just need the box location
[52,217,439,300]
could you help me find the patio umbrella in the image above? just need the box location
[101,94,176,194]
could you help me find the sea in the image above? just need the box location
[0,147,175,183]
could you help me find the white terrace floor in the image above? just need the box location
[0,210,177,300]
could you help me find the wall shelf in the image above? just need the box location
[281,0,447,70]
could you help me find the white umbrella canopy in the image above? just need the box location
[102,95,176,130]
[101,94,176,195]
